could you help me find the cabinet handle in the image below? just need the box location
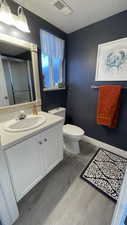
[44,138,47,142]
[38,141,43,145]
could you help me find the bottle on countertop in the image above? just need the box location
[32,103,38,115]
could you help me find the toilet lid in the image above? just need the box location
[63,124,84,137]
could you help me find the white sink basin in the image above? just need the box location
[4,115,46,132]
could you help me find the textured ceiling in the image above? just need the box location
[13,0,127,33]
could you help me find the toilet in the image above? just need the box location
[48,107,84,154]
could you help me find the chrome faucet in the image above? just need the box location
[18,110,26,120]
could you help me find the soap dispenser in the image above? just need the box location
[32,103,38,115]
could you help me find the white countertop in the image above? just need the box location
[0,111,63,150]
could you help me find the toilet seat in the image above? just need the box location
[63,124,84,138]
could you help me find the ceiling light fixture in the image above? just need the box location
[14,6,30,33]
[0,1,30,33]
[0,0,13,25]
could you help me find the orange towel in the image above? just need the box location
[96,85,122,128]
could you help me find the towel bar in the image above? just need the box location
[91,85,127,89]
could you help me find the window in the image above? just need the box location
[40,30,65,89]
[41,54,63,88]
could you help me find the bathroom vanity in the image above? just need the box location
[0,32,64,225]
[1,112,64,202]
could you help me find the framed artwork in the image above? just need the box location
[95,37,127,81]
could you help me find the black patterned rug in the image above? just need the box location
[80,148,127,201]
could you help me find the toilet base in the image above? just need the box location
[63,136,80,155]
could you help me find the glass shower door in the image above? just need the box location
[9,59,31,104]
[0,55,9,107]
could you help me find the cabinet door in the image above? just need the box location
[41,123,63,174]
[6,134,46,202]
[0,149,19,225]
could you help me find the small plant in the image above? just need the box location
[58,82,64,88]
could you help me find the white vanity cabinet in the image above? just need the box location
[5,123,63,202]
[41,123,63,174]
[6,133,46,202]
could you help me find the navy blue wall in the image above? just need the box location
[67,10,127,151]
[1,0,67,111]
[1,1,127,150]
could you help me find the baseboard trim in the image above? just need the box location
[82,135,127,159]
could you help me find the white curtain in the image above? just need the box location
[40,30,65,60]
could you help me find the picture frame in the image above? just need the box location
[95,37,127,81]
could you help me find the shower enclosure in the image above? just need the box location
[0,55,34,107]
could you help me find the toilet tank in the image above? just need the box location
[48,107,66,124]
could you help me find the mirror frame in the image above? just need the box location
[0,33,41,110]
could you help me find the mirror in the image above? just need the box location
[0,42,36,107]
